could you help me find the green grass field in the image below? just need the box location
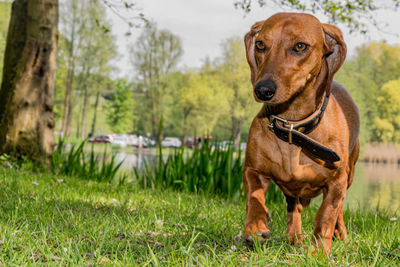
[0,168,399,265]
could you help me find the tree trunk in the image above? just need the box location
[232,117,243,152]
[75,114,80,138]
[90,90,100,136]
[80,83,89,139]
[65,89,73,138]
[0,0,58,160]
[75,101,82,138]
[61,61,74,137]
[60,3,77,138]
[182,107,192,146]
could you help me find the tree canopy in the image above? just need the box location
[234,0,400,34]
[106,79,135,133]
[336,41,400,144]
[129,23,183,138]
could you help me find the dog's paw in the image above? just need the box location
[244,213,271,247]
[334,226,348,241]
[256,229,271,239]
[286,233,304,246]
[245,235,255,246]
[309,244,331,256]
[309,236,332,255]
[244,230,271,247]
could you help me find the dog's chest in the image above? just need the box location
[266,138,334,197]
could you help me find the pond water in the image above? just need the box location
[114,151,157,171]
[115,149,400,214]
[345,163,400,214]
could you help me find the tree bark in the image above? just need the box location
[75,101,82,138]
[65,91,73,138]
[80,83,89,139]
[60,2,78,138]
[90,90,100,136]
[0,0,58,160]
[61,59,74,137]
[232,117,243,152]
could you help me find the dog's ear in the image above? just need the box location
[244,21,264,84]
[322,24,347,93]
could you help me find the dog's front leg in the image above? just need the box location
[243,167,271,245]
[334,202,347,240]
[313,176,347,253]
[285,195,304,245]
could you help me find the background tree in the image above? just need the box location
[234,0,400,34]
[159,71,188,137]
[75,2,117,139]
[59,0,88,138]
[58,0,117,138]
[129,23,183,139]
[54,34,68,122]
[179,68,229,139]
[0,0,141,161]
[105,79,135,133]
[336,42,400,144]
[373,79,400,142]
[0,0,58,160]
[215,37,260,149]
[89,75,114,137]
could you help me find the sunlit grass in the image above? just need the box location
[0,169,398,265]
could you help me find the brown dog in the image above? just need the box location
[243,13,360,253]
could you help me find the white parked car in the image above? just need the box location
[161,137,182,148]
[112,134,129,147]
[125,134,139,146]
[143,137,155,147]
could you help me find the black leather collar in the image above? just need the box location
[265,95,340,164]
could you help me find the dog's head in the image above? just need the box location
[244,13,346,105]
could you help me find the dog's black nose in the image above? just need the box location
[254,80,276,101]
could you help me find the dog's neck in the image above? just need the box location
[265,65,329,121]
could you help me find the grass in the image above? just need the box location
[0,168,399,265]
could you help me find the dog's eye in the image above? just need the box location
[293,42,308,53]
[255,40,266,52]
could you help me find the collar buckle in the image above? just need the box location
[268,123,274,132]
[288,124,294,144]
[270,115,289,126]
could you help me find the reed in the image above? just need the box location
[134,141,283,202]
[50,140,126,183]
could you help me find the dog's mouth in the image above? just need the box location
[264,90,275,100]
[257,74,315,105]
[254,89,275,101]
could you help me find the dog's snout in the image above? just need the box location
[254,80,277,101]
